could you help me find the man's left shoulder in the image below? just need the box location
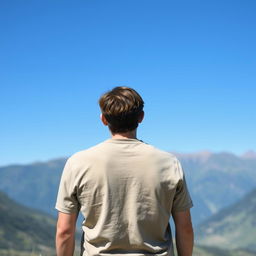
[68,141,107,167]
[148,144,180,163]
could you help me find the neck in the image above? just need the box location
[111,130,137,139]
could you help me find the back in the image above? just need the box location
[56,138,193,256]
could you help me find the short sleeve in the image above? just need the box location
[55,159,80,214]
[172,160,193,212]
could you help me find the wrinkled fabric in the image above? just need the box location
[56,138,193,256]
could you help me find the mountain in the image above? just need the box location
[0,190,56,255]
[175,151,256,223]
[0,158,65,216]
[242,150,256,159]
[0,151,256,224]
[196,188,256,252]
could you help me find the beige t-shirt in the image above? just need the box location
[56,138,193,256]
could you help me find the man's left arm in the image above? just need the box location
[56,211,78,256]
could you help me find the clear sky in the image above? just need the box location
[1,0,255,166]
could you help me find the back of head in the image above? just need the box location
[99,87,144,133]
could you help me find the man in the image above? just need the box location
[56,86,194,256]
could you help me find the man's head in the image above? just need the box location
[99,87,144,134]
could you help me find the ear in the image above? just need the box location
[100,114,108,126]
[138,111,144,123]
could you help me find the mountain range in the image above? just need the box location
[175,151,256,224]
[0,151,256,226]
[0,158,64,217]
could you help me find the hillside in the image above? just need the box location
[0,151,256,224]
[0,190,56,254]
[0,191,56,251]
[194,246,256,256]
[0,189,255,256]
[196,188,256,252]
[0,190,86,256]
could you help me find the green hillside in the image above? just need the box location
[0,190,56,255]
[194,246,256,256]
[0,190,84,256]
[196,188,256,252]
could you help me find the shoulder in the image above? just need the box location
[66,141,107,169]
[143,142,180,163]
[141,142,183,173]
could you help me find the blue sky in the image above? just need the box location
[0,0,255,166]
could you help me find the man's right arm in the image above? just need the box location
[56,211,78,256]
[172,209,194,256]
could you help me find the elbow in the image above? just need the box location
[56,224,74,241]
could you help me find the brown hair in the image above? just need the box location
[99,87,144,133]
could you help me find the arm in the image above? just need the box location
[56,211,78,256]
[172,209,194,256]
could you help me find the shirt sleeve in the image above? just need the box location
[172,160,193,212]
[55,158,80,214]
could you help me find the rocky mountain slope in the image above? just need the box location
[196,188,256,252]
[175,151,256,223]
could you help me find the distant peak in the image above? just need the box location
[241,150,256,159]
[172,151,212,162]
